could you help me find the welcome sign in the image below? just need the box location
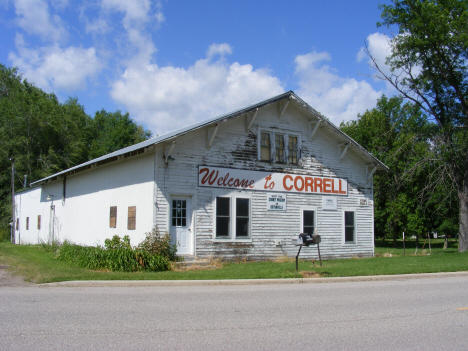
[198,166,348,196]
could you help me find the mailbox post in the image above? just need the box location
[293,233,322,270]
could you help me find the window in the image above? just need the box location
[37,215,41,230]
[127,206,136,230]
[259,131,300,165]
[216,197,230,237]
[303,210,315,235]
[172,200,187,227]
[260,132,271,161]
[236,198,249,237]
[275,134,285,163]
[344,211,355,243]
[16,218,19,230]
[215,197,250,239]
[26,217,29,230]
[288,135,298,165]
[110,206,117,228]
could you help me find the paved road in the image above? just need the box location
[1,276,467,350]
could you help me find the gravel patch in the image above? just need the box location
[0,265,34,287]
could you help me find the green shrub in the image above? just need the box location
[138,226,180,261]
[57,238,169,272]
[0,227,10,242]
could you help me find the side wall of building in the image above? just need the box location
[154,103,374,260]
[15,153,155,246]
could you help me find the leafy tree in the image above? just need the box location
[88,109,152,160]
[0,64,152,232]
[366,0,468,251]
[341,96,446,244]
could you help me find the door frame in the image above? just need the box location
[168,194,194,256]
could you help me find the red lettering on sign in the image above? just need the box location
[339,179,347,194]
[323,178,331,193]
[223,173,229,186]
[199,168,218,185]
[248,180,255,188]
[314,178,323,193]
[305,177,314,192]
[283,175,293,191]
[332,179,339,193]
[294,176,304,191]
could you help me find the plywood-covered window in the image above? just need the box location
[288,135,298,165]
[26,217,29,230]
[37,215,41,230]
[260,130,300,165]
[127,206,136,230]
[275,134,285,163]
[260,132,271,161]
[110,206,117,228]
[16,218,19,230]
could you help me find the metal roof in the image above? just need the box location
[31,91,388,186]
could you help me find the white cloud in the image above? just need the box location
[9,39,103,91]
[110,44,284,134]
[358,32,393,77]
[295,51,382,125]
[13,0,67,42]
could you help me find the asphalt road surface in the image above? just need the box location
[1,276,467,350]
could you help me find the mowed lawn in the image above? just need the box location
[0,239,467,284]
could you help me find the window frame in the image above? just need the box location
[214,195,251,241]
[343,210,356,244]
[258,129,300,165]
[300,206,317,236]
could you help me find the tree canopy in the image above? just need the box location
[367,0,468,251]
[0,64,152,230]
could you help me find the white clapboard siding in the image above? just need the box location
[155,102,375,260]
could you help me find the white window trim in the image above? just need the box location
[258,129,301,165]
[300,206,317,235]
[342,209,357,244]
[213,194,252,242]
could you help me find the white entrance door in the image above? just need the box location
[170,197,192,255]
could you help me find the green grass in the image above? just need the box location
[0,239,467,284]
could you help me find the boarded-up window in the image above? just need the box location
[260,132,270,161]
[110,206,117,228]
[37,215,41,230]
[26,217,29,230]
[127,206,136,230]
[16,218,19,230]
[275,134,285,163]
[288,135,298,164]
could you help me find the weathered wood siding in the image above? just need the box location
[154,102,374,260]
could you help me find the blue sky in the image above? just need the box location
[0,0,397,135]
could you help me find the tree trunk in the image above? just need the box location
[458,184,468,252]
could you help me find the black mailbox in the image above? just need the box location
[295,233,321,246]
[294,233,322,270]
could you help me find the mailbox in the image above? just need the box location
[294,233,321,246]
[294,233,322,270]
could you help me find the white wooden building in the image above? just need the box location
[13,91,388,260]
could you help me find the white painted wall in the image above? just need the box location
[15,153,155,247]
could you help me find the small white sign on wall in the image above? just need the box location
[360,198,368,206]
[267,193,287,211]
[322,196,338,211]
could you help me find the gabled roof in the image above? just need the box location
[31,91,388,186]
